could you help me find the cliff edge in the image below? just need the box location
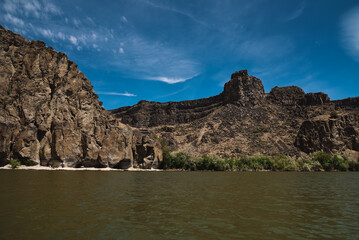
[0,26,162,168]
[112,70,359,157]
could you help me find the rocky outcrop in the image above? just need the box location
[267,86,330,106]
[221,70,265,105]
[112,70,265,128]
[1,26,357,161]
[295,114,359,153]
[0,26,162,168]
[111,70,358,157]
[301,92,330,106]
[333,97,359,108]
[267,86,305,105]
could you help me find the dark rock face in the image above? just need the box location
[1,26,357,161]
[221,70,265,105]
[267,86,305,105]
[295,115,359,153]
[112,70,265,128]
[111,71,358,157]
[333,97,359,108]
[0,26,162,168]
[301,92,330,106]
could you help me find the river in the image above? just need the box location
[0,171,358,239]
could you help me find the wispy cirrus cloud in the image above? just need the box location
[111,32,201,83]
[342,6,359,62]
[146,75,197,84]
[153,86,189,99]
[4,13,24,26]
[3,0,62,18]
[141,0,208,27]
[1,0,114,52]
[283,2,305,21]
[96,91,136,97]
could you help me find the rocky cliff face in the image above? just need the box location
[1,26,357,163]
[112,71,359,158]
[0,26,162,168]
[111,70,265,128]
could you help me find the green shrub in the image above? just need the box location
[197,155,217,170]
[159,146,174,169]
[160,149,194,170]
[174,152,194,170]
[224,158,236,170]
[296,158,312,171]
[312,151,332,171]
[9,159,21,169]
[159,147,359,171]
[331,155,349,171]
[348,158,359,171]
[273,156,297,171]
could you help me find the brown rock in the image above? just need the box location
[111,71,359,157]
[0,26,162,168]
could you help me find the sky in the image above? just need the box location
[1,0,359,109]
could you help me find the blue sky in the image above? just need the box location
[1,0,359,109]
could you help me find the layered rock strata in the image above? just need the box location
[112,71,359,157]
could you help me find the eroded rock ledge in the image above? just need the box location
[111,71,359,157]
[0,26,162,168]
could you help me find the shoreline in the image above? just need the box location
[0,165,163,171]
[0,165,347,172]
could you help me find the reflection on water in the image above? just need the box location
[0,171,358,240]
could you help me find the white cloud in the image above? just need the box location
[153,86,189,99]
[142,0,207,27]
[284,2,305,21]
[121,16,128,23]
[112,33,201,82]
[58,32,66,40]
[119,47,124,54]
[4,13,24,27]
[2,0,62,19]
[86,16,95,25]
[69,35,78,45]
[24,0,41,18]
[96,91,136,97]
[342,6,359,62]
[73,18,81,27]
[146,74,197,84]
[43,1,62,15]
[38,28,54,38]
[3,1,17,13]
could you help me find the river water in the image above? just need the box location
[0,171,358,240]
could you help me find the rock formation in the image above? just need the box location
[0,26,162,168]
[112,71,359,158]
[1,26,358,165]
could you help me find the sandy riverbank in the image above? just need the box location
[0,165,163,171]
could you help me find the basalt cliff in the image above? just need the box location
[112,71,359,158]
[0,26,162,168]
[1,27,358,168]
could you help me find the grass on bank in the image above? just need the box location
[159,147,359,171]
